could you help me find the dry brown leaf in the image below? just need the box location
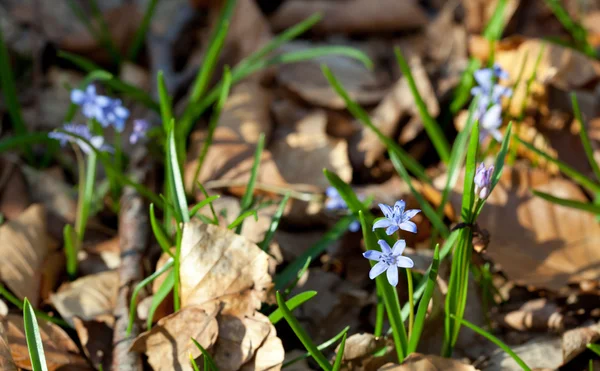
[239,320,285,371]
[356,58,439,167]
[130,305,219,371]
[50,270,119,326]
[379,353,478,371]
[562,321,600,364]
[277,52,386,110]
[486,334,562,371]
[73,317,113,371]
[213,312,276,371]
[79,236,121,276]
[3,314,89,371]
[269,0,427,34]
[497,298,568,332]
[270,108,352,188]
[39,250,66,303]
[0,204,48,306]
[0,158,30,220]
[180,221,272,316]
[0,323,17,371]
[442,165,600,290]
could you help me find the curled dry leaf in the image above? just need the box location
[50,270,119,326]
[269,0,427,34]
[0,203,48,306]
[486,335,562,371]
[442,165,600,290]
[497,298,569,332]
[130,305,219,371]
[240,320,285,371]
[333,332,396,370]
[378,353,478,371]
[73,317,113,371]
[180,221,272,316]
[562,321,600,364]
[3,314,89,371]
[0,323,17,371]
[0,158,30,220]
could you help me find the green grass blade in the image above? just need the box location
[197,183,219,225]
[0,286,69,328]
[407,245,440,354]
[259,192,290,252]
[283,257,312,297]
[127,259,173,335]
[58,51,159,111]
[483,122,513,213]
[516,137,600,194]
[166,120,190,223]
[63,224,77,279]
[147,270,175,330]
[23,298,49,371]
[127,0,159,61]
[87,0,122,65]
[450,59,482,114]
[452,315,532,371]
[533,190,600,215]
[588,343,600,357]
[76,152,97,245]
[544,0,595,57]
[235,133,265,233]
[374,285,385,336]
[321,65,430,184]
[389,151,449,237]
[191,338,219,371]
[0,133,53,154]
[190,353,200,371]
[228,210,258,230]
[276,291,332,371]
[0,26,33,162]
[332,332,347,371]
[394,47,450,163]
[282,326,350,369]
[150,203,174,257]
[157,71,173,132]
[189,195,220,218]
[264,46,372,70]
[461,123,480,222]
[483,0,509,40]
[518,44,546,120]
[269,291,317,324]
[191,67,232,192]
[359,211,407,362]
[572,93,600,181]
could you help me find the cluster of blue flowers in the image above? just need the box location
[49,85,150,152]
[324,187,361,232]
[363,201,420,286]
[471,64,512,142]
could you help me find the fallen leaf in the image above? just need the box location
[0,204,48,306]
[213,312,274,370]
[240,320,285,371]
[496,298,569,332]
[130,305,219,371]
[40,250,66,303]
[50,270,119,326]
[269,0,428,34]
[0,158,30,220]
[379,353,478,371]
[3,314,89,371]
[73,317,113,371]
[180,221,273,316]
[486,334,562,371]
[562,321,600,364]
[0,323,17,371]
[79,236,121,276]
[441,165,600,290]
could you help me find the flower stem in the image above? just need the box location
[406,268,414,338]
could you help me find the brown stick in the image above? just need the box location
[111,167,150,371]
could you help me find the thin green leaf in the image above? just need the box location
[283,257,312,297]
[0,133,53,155]
[389,151,449,237]
[572,93,600,181]
[332,332,347,371]
[228,209,258,230]
[461,122,480,222]
[544,0,595,57]
[0,286,69,328]
[450,59,482,114]
[63,225,77,279]
[394,47,450,163]
[235,133,265,233]
[321,65,430,183]
[189,195,220,219]
[374,285,384,336]
[533,190,600,215]
[275,215,354,290]
[157,71,173,131]
[259,192,290,252]
[173,224,183,312]
[191,67,232,192]
[23,298,49,371]
[191,338,219,371]
[127,259,174,335]
[0,25,32,162]
[359,211,407,362]
[150,203,174,257]
[127,0,159,61]
[87,0,122,64]
[190,353,200,371]
[147,270,175,330]
[453,315,532,371]
[283,326,350,369]
[518,44,546,120]
[516,137,600,194]
[276,291,332,371]
[407,245,440,354]
[166,120,190,223]
[197,183,219,225]
[75,152,97,245]
[588,343,600,357]
[269,291,317,324]
[483,0,509,40]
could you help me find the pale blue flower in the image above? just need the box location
[49,123,112,154]
[372,200,420,235]
[100,98,129,132]
[325,186,361,232]
[363,239,414,286]
[129,119,150,144]
[474,163,494,200]
[470,64,512,142]
[70,85,110,122]
[480,104,503,142]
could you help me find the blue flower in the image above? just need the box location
[470,64,512,142]
[71,85,110,122]
[474,163,494,200]
[372,200,420,235]
[480,104,503,142]
[363,239,414,286]
[100,98,129,132]
[130,119,150,144]
[49,123,112,154]
[325,186,362,232]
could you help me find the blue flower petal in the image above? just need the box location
[402,209,420,221]
[396,256,414,269]
[385,224,399,235]
[369,261,388,280]
[391,239,406,256]
[363,250,382,261]
[372,218,393,231]
[378,203,394,218]
[399,221,417,234]
[377,239,392,254]
[386,265,398,286]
